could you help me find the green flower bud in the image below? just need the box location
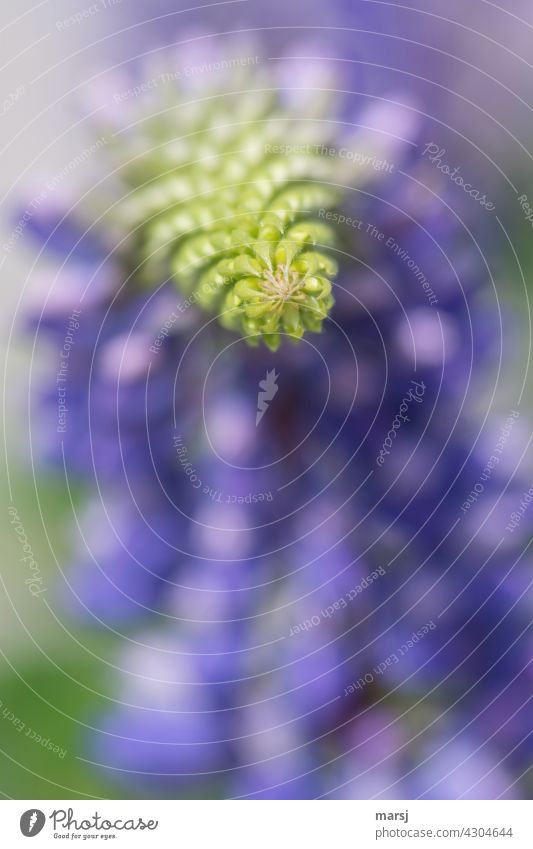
[110,66,349,349]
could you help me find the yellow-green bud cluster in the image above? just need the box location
[111,80,341,350]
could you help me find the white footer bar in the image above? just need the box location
[1,800,532,848]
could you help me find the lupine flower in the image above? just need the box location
[24,34,533,801]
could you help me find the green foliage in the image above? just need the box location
[0,645,123,800]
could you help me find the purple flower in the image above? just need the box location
[22,33,533,801]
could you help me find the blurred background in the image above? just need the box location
[1,0,533,800]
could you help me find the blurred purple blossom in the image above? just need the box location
[23,31,533,801]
